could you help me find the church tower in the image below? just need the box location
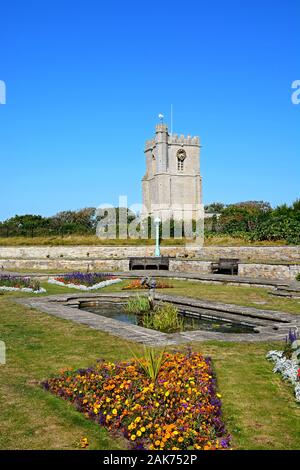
[142,122,202,221]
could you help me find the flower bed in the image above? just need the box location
[42,350,230,450]
[48,272,122,290]
[122,279,173,290]
[0,275,46,294]
[266,329,300,403]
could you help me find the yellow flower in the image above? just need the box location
[130,435,136,441]
[216,393,222,398]
[165,391,170,397]
[135,416,141,423]
[80,437,89,448]
[136,430,142,437]
[141,427,146,433]
[178,437,184,442]
[155,440,160,446]
[112,408,117,415]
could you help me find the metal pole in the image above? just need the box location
[154,217,161,257]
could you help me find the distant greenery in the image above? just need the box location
[1,199,299,244]
[205,199,300,245]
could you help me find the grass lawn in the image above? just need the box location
[0,282,300,450]
[0,235,287,246]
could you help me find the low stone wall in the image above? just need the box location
[0,258,129,272]
[199,246,300,262]
[169,259,212,274]
[1,256,300,281]
[0,245,300,280]
[0,245,299,262]
[0,246,182,260]
[238,263,300,281]
[170,259,300,281]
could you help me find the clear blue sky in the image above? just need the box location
[0,0,299,220]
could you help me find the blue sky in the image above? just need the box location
[0,0,299,220]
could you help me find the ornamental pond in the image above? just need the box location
[79,300,257,334]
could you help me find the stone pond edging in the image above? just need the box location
[14,291,300,346]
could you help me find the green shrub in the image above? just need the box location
[249,217,300,245]
[143,302,184,333]
[296,273,300,282]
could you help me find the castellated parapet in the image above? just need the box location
[142,123,203,221]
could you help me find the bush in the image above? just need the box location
[250,217,300,245]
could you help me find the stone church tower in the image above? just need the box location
[142,122,202,221]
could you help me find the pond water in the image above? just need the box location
[80,301,257,334]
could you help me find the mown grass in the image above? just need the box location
[0,235,287,246]
[0,294,300,450]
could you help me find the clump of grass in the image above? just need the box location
[143,302,184,333]
[123,295,150,314]
[128,346,166,383]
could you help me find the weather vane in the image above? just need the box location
[158,113,164,123]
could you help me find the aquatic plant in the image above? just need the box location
[143,302,184,333]
[123,295,150,314]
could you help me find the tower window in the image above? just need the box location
[177,149,186,172]
[177,159,184,171]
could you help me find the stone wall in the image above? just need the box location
[198,246,300,262]
[169,259,212,274]
[0,245,299,262]
[170,259,300,280]
[238,263,300,281]
[0,257,129,272]
[0,245,299,280]
[0,245,181,260]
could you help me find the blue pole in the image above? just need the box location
[154,218,161,257]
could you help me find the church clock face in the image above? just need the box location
[177,149,186,171]
[177,149,186,161]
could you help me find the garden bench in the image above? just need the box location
[211,258,239,275]
[129,256,170,271]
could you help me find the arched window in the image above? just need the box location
[177,149,186,172]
